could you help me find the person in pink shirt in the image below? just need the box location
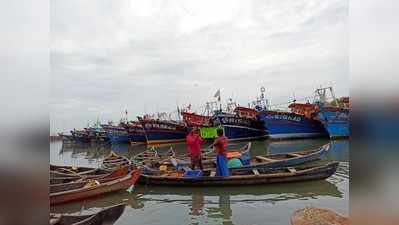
[186,127,205,170]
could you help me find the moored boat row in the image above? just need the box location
[50,142,337,203]
[58,86,349,145]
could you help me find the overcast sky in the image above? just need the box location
[50,0,348,133]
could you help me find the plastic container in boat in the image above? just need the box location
[183,170,203,177]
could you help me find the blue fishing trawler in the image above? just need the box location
[254,87,327,139]
[316,108,349,138]
[138,116,189,145]
[257,109,327,139]
[101,123,132,143]
[212,106,267,141]
[125,122,147,145]
[312,88,350,138]
[84,120,109,142]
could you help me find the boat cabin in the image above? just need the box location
[233,106,259,119]
[181,112,212,126]
[288,103,318,118]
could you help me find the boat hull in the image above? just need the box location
[139,119,189,145]
[106,132,131,143]
[144,130,187,145]
[213,114,267,141]
[51,203,126,225]
[316,109,349,139]
[258,111,327,139]
[138,162,338,186]
[127,129,147,145]
[234,144,330,170]
[50,170,141,205]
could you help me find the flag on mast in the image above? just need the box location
[214,89,221,101]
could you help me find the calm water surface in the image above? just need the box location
[50,139,349,225]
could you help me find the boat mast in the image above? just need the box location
[313,86,338,107]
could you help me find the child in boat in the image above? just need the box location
[213,128,229,176]
[186,126,204,170]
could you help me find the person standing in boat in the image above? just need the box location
[186,126,204,170]
[213,128,229,176]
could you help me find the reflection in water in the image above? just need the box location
[219,195,233,225]
[50,139,349,225]
[191,194,204,216]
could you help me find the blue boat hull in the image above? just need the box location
[316,109,349,138]
[144,130,188,145]
[130,132,147,144]
[258,111,327,139]
[213,114,267,141]
[106,132,131,143]
[222,125,267,141]
[235,144,330,170]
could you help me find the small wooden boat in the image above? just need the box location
[50,203,126,225]
[291,206,350,225]
[50,165,130,185]
[233,143,330,170]
[102,152,131,170]
[135,142,251,166]
[50,169,141,205]
[50,166,131,188]
[138,161,339,186]
[142,143,329,172]
[50,164,108,178]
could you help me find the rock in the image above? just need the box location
[291,207,350,225]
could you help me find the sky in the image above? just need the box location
[50,0,348,134]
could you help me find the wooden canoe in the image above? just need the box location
[233,143,331,170]
[50,165,130,185]
[50,203,126,225]
[50,169,141,205]
[138,161,339,186]
[142,143,329,172]
[102,152,131,170]
[50,164,109,178]
[50,166,131,191]
[135,142,251,166]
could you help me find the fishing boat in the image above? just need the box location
[70,129,91,143]
[138,116,189,145]
[140,143,330,173]
[125,122,147,145]
[50,164,101,177]
[134,142,250,165]
[247,86,327,139]
[181,111,212,127]
[50,167,130,193]
[138,161,338,186]
[102,152,131,170]
[232,143,330,170]
[77,119,109,142]
[258,110,327,139]
[58,133,74,142]
[212,106,267,141]
[101,123,132,143]
[312,87,350,139]
[50,165,131,185]
[50,203,126,225]
[316,107,349,139]
[50,169,141,205]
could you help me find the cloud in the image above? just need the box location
[51,0,348,132]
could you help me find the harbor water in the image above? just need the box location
[50,139,349,225]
